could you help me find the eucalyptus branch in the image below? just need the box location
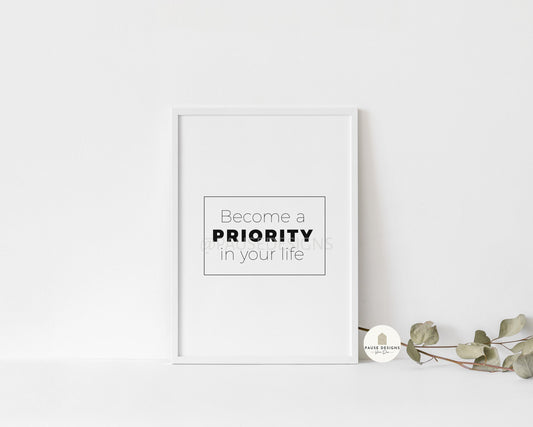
[359,315,533,378]
[358,326,513,372]
[410,343,513,372]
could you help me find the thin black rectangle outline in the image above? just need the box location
[203,196,326,276]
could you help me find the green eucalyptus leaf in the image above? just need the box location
[406,339,421,364]
[474,330,491,345]
[513,353,533,379]
[456,343,486,359]
[498,314,526,338]
[511,338,533,355]
[410,321,439,345]
[503,354,520,370]
[473,346,501,372]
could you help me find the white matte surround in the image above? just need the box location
[172,107,357,363]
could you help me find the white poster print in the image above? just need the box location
[173,108,357,363]
[203,196,326,276]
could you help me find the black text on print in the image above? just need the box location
[212,209,313,264]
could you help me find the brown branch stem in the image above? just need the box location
[491,336,533,345]
[413,336,533,349]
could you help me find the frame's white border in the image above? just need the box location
[171,106,358,364]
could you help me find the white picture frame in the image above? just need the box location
[171,107,358,364]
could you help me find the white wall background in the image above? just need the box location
[1,0,533,358]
